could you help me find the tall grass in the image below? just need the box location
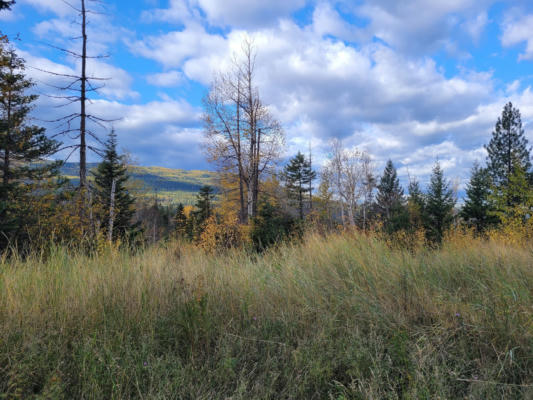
[1,231,532,399]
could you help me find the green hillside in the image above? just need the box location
[60,163,218,205]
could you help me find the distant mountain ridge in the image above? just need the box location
[60,163,218,204]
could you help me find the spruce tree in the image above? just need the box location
[490,157,533,225]
[407,178,425,231]
[486,102,532,195]
[0,45,61,246]
[92,130,136,241]
[0,1,15,11]
[424,162,456,244]
[283,151,316,219]
[460,162,496,232]
[376,160,407,232]
[195,185,215,225]
[175,203,187,237]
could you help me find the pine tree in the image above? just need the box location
[490,157,533,225]
[424,162,456,244]
[92,130,136,241]
[0,44,61,246]
[316,169,334,227]
[407,178,425,231]
[175,203,187,237]
[377,160,403,218]
[283,151,316,219]
[0,1,15,11]
[486,102,532,197]
[460,162,496,232]
[195,185,215,225]
[376,160,406,231]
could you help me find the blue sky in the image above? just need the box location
[2,0,533,188]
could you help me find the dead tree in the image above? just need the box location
[203,38,284,223]
[35,0,113,191]
[324,139,372,227]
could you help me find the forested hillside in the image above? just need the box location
[61,163,217,204]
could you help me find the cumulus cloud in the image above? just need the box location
[352,0,495,54]
[15,0,533,187]
[130,23,227,73]
[312,2,361,42]
[126,6,519,184]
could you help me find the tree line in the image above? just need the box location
[0,2,531,253]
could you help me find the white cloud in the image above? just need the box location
[312,2,361,42]
[130,10,509,184]
[142,0,306,28]
[130,23,227,73]
[18,0,75,16]
[147,70,184,87]
[15,0,533,186]
[352,0,495,54]
[464,12,489,42]
[141,0,194,24]
[195,0,306,28]
[501,14,533,60]
[19,49,137,101]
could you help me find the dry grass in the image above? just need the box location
[1,231,533,398]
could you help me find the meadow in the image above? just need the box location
[0,231,532,399]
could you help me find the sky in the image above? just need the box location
[2,0,533,189]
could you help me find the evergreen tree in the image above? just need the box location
[486,102,532,195]
[316,169,334,227]
[376,160,407,232]
[175,203,187,237]
[424,162,456,244]
[195,185,215,225]
[460,162,496,232]
[0,1,15,11]
[283,151,316,219]
[490,158,533,225]
[251,200,298,252]
[0,45,61,246]
[92,130,136,241]
[407,178,425,231]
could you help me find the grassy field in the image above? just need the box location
[1,232,533,399]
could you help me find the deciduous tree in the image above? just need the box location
[203,39,284,223]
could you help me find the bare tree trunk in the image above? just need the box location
[253,127,261,216]
[236,82,246,224]
[79,0,87,189]
[247,178,254,219]
[347,199,355,226]
[107,178,116,242]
